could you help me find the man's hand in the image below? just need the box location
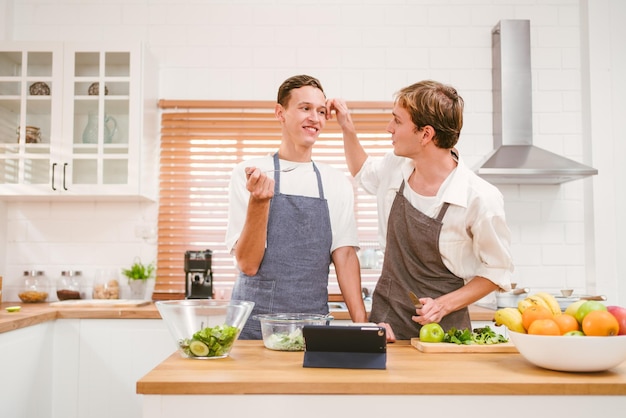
[379,322,396,342]
[244,167,274,200]
[325,98,366,177]
[326,98,354,130]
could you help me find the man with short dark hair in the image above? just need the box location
[227,75,367,339]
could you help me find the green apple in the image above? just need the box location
[563,330,585,337]
[419,323,445,343]
[574,300,607,324]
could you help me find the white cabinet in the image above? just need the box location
[0,42,157,200]
[53,319,173,418]
[0,322,55,418]
[0,318,173,418]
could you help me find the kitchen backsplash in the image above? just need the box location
[1,201,158,301]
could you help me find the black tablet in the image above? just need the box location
[302,325,387,369]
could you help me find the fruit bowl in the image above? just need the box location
[156,299,254,359]
[508,331,626,372]
[254,313,333,351]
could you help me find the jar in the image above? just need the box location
[56,270,83,301]
[18,271,49,303]
[92,269,120,299]
[16,125,41,144]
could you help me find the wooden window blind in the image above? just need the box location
[155,100,393,300]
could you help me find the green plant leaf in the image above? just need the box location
[122,260,155,281]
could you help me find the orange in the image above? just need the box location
[553,313,580,335]
[582,310,620,336]
[522,305,553,331]
[527,318,561,335]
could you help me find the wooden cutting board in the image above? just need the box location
[410,338,518,353]
[50,299,151,307]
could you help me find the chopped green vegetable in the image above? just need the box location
[442,326,508,345]
[179,324,239,358]
[265,328,305,351]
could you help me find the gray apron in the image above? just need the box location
[369,180,470,340]
[233,153,332,339]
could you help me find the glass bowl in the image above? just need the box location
[508,331,626,372]
[254,313,333,351]
[156,299,254,359]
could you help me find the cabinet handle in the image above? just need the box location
[63,163,68,191]
[51,163,57,191]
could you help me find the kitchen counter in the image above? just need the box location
[3,302,624,418]
[0,301,499,334]
[136,340,626,418]
[0,301,161,333]
[137,340,626,396]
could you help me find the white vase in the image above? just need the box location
[128,280,147,300]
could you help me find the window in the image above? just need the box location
[154,100,393,300]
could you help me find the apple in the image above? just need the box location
[419,323,445,343]
[563,330,585,337]
[574,300,607,324]
[607,305,626,336]
[564,300,586,317]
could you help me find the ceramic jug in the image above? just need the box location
[82,113,118,144]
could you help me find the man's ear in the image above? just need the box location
[275,104,285,122]
[421,125,436,145]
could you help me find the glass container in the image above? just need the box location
[18,270,49,303]
[92,268,120,299]
[56,270,83,300]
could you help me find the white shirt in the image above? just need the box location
[355,152,514,291]
[225,154,359,254]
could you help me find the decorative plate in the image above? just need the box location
[88,82,109,96]
[29,82,50,95]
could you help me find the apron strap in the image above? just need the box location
[312,162,324,199]
[273,152,281,194]
[435,202,450,222]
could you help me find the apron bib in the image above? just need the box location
[233,153,332,339]
[369,180,470,340]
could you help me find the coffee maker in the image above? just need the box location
[184,249,213,299]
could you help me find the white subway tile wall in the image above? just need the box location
[1,0,624,304]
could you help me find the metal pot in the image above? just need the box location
[555,294,607,311]
[496,287,530,308]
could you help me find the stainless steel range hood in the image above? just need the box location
[475,19,597,184]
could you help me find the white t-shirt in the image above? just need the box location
[355,152,514,291]
[225,154,359,255]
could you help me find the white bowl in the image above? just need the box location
[156,299,254,359]
[508,331,626,372]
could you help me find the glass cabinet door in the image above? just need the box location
[0,42,151,198]
[0,45,62,192]
[69,50,132,188]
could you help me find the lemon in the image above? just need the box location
[5,306,21,312]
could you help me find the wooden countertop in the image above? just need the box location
[0,302,495,334]
[0,302,161,333]
[137,340,626,396]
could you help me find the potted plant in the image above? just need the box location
[122,259,155,299]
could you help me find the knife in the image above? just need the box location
[408,291,423,309]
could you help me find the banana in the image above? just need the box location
[494,307,526,334]
[518,295,551,314]
[533,292,562,316]
[517,298,535,313]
